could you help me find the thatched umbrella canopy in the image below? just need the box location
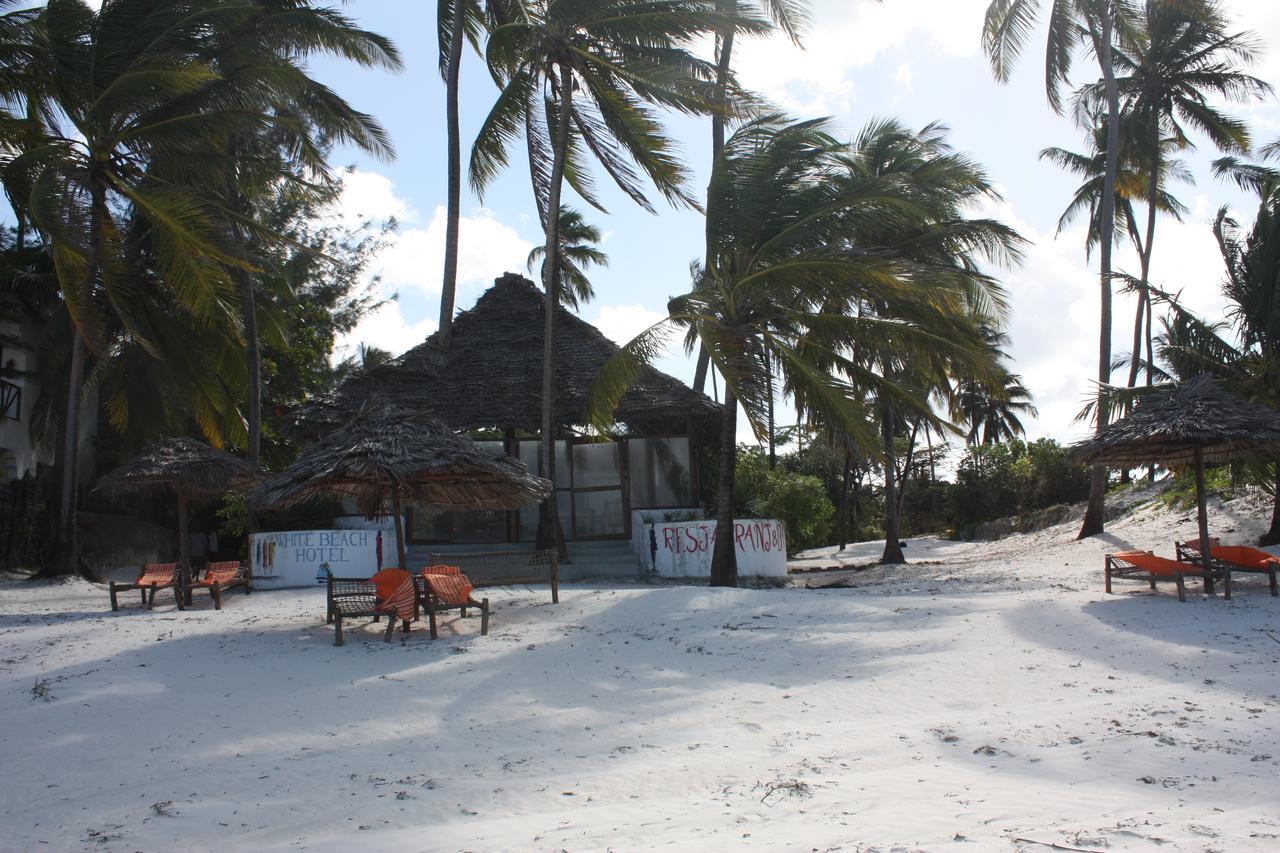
[294,273,721,438]
[97,438,259,598]
[1072,375,1280,593]
[249,401,552,569]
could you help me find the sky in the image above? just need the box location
[307,0,1280,451]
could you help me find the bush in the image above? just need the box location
[949,439,1089,536]
[734,447,835,553]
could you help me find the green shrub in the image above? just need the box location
[733,447,834,553]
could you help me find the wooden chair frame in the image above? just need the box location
[416,570,489,640]
[109,563,181,611]
[1105,551,1204,602]
[1175,540,1277,598]
[182,560,252,610]
[325,575,411,646]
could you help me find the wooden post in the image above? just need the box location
[177,491,192,606]
[1194,447,1216,595]
[391,481,408,570]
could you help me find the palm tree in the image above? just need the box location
[984,0,1132,538]
[472,0,749,551]
[526,205,608,310]
[438,0,517,345]
[590,116,1013,584]
[828,118,1024,563]
[1084,0,1269,396]
[691,0,812,397]
[1041,111,1189,393]
[203,0,400,465]
[953,372,1038,445]
[13,0,265,576]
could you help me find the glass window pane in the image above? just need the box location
[555,440,570,488]
[573,490,625,537]
[451,509,508,543]
[628,437,693,508]
[476,440,504,457]
[572,442,620,488]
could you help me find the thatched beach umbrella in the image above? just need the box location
[97,438,259,599]
[248,400,552,570]
[1072,375,1280,595]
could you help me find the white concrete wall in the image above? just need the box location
[641,518,787,578]
[629,508,704,570]
[249,528,398,589]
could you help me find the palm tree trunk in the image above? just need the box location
[1262,464,1280,546]
[177,491,192,606]
[709,386,738,586]
[1079,10,1121,540]
[694,20,736,397]
[225,145,261,465]
[536,65,573,556]
[1128,121,1161,392]
[895,419,921,522]
[881,405,904,564]
[391,481,407,569]
[765,349,776,468]
[438,0,467,346]
[838,447,852,551]
[53,178,108,578]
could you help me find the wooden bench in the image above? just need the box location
[182,560,252,610]
[1175,539,1278,598]
[426,549,558,603]
[1105,550,1205,602]
[325,574,412,646]
[110,563,181,611]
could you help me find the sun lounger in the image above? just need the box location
[1105,550,1205,602]
[1176,539,1278,598]
[182,560,252,610]
[418,569,489,639]
[110,562,181,611]
[325,568,416,646]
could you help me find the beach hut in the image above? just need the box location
[96,438,259,601]
[249,400,552,570]
[297,273,720,545]
[1072,375,1280,594]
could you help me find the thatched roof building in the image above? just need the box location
[97,437,258,498]
[298,273,720,437]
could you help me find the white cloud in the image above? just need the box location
[588,303,670,349]
[894,64,914,91]
[330,170,536,361]
[734,0,989,114]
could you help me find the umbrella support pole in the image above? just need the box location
[391,482,408,570]
[178,492,193,607]
[1194,448,1221,597]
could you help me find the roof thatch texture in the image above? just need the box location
[1071,375,1280,467]
[96,437,259,497]
[297,273,721,437]
[250,400,551,515]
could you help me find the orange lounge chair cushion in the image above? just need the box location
[422,565,461,576]
[1111,551,1195,577]
[1212,545,1280,571]
[200,561,242,586]
[138,563,178,586]
[425,573,475,607]
[370,568,417,622]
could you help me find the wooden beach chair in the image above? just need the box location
[1104,550,1206,602]
[109,562,181,611]
[325,568,416,646]
[418,567,489,640]
[1176,539,1279,598]
[183,560,252,610]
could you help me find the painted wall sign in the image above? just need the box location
[644,518,787,578]
[249,528,397,589]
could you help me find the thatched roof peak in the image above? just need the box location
[298,273,720,437]
[1072,375,1280,467]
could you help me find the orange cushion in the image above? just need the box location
[1111,551,1193,577]
[1213,546,1280,570]
[370,569,416,621]
[422,565,461,576]
[201,562,242,586]
[425,573,474,607]
[138,563,177,586]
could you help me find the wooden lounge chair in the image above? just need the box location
[182,560,252,610]
[325,568,416,647]
[1105,550,1205,602]
[109,562,181,611]
[1176,539,1278,598]
[418,568,489,639]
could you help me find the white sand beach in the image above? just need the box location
[3,492,1279,852]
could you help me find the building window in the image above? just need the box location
[628,437,693,508]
